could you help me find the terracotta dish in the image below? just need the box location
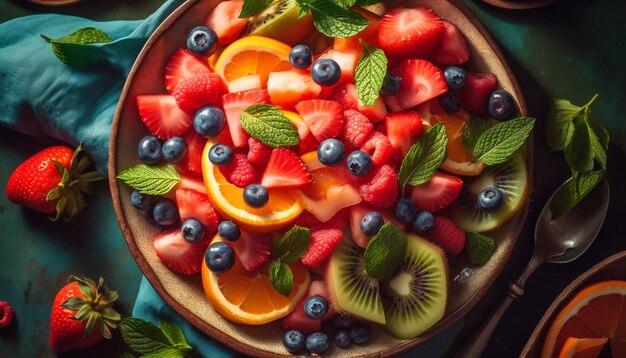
[109,0,531,356]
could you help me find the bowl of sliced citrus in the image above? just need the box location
[109,0,533,356]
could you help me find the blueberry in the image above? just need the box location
[208,143,233,166]
[218,220,241,242]
[137,135,162,164]
[317,138,345,166]
[303,295,329,320]
[349,324,371,344]
[162,137,187,163]
[243,184,269,208]
[282,330,305,353]
[333,315,357,329]
[395,198,417,224]
[131,190,155,211]
[194,105,226,138]
[187,26,218,56]
[152,198,178,226]
[346,150,373,177]
[334,330,351,348]
[306,332,330,354]
[438,92,462,114]
[443,66,467,90]
[488,90,517,120]
[181,219,204,243]
[477,187,504,211]
[380,72,401,96]
[310,58,341,86]
[289,44,313,70]
[412,211,435,235]
[205,242,235,273]
[361,211,384,236]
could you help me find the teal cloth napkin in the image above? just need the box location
[0,1,462,356]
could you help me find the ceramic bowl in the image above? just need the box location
[109,1,531,356]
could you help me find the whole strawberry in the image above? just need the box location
[50,275,121,353]
[5,144,103,222]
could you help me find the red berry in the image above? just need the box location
[180,129,207,175]
[428,21,470,66]
[377,7,444,59]
[231,230,271,272]
[247,137,272,168]
[137,95,192,140]
[261,148,312,189]
[427,216,466,255]
[164,48,212,92]
[301,229,343,267]
[359,164,398,209]
[360,131,393,166]
[173,73,222,113]
[219,153,258,188]
[175,188,219,236]
[153,228,209,275]
[222,89,270,148]
[411,172,463,213]
[384,111,424,159]
[0,301,13,328]
[203,0,248,46]
[384,59,448,113]
[295,99,344,142]
[342,110,374,147]
[330,83,387,123]
[455,71,497,114]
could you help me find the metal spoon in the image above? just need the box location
[455,178,610,358]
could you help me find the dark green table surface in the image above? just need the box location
[1,0,625,357]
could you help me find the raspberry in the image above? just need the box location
[426,216,466,255]
[173,73,222,113]
[0,301,13,328]
[247,137,272,168]
[301,229,343,267]
[342,110,373,147]
[359,164,398,209]
[219,153,258,188]
[360,131,393,166]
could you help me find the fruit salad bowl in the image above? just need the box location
[109,0,532,356]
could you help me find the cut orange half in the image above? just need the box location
[430,114,486,176]
[558,337,608,358]
[202,140,303,233]
[202,235,310,325]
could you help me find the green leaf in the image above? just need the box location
[354,0,383,5]
[120,318,173,355]
[60,296,86,311]
[546,98,579,151]
[307,0,369,38]
[269,260,294,297]
[159,320,190,350]
[40,27,112,68]
[364,222,407,280]
[465,232,495,266]
[550,169,606,219]
[564,115,595,172]
[117,164,181,195]
[355,42,387,106]
[463,115,490,155]
[472,117,535,166]
[338,0,358,5]
[143,348,186,358]
[399,123,448,187]
[272,225,311,263]
[239,0,273,17]
[119,352,137,358]
[240,103,300,148]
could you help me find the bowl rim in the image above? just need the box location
[108,0,532,356]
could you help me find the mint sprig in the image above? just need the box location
[470,116,535,166]
[239,0,273,18]
[117,164,181,195]
[240,103,300,148]
[120,318,192,357]
[550,169,606,219]
[41,27,112,68]
[364,222,407,280]
[465,232,495,266]
[355,41,387,106]
[268,226,311,296]
[463,116,490,155]
[296,0,369,38]
[398,123,448,188]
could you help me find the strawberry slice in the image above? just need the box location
[221,89,270,147]
[180,129,207,175]
[153,228,208,275]
[203,0,248,46]
[411,172,463,213]
[429,21,471,65]
[164,48,212,93]
[261,148,313,189]
[330,83,387,123]
[137,95,192,140]
[385,111,424,159]
[295,99,344,142]
[231,230,271,272]
[455,71,497,114]
[377,6,444,59]
[175,188,219,236]
[384,59,448,113]
[268,70,322,110]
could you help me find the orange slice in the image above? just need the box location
[214,36,292,87]
[430,113,486,176]
[202,140,303,233]
[542,280,626,358]
[202,235,310,325]
[558,337,608,358]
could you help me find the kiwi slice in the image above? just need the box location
[246,0,314,46]
[452,151,529,233]
[382,235,448,339]
[327,237,386,325]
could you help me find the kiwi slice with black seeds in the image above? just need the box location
[246,0,314,46]
[452,150,528,233]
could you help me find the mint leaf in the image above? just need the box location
[272,225,311,263]
[354,0,383,5]
[364,222,407,280]
[465,232,495,266]
[160,320,191,350]
[306,0,369,38]
[41,28,112,68]
[117,164,180,195]
[472,116,535,166]
[120,318,173,355]
[550,169,606,219]
[239,0,273,17]
[463,115,490,155]
[355,42,387,106]
[143,348,186,358]
[546,98,579,152]
[399,123,448,187]
[240,103,299,148]
[565,115,595,172]
[269,260,294,297]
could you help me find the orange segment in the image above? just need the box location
[202,235,310,325]
[430,114,486,176]
[202,140,303,233]
[558,337,608,358]
[542,280,626,358]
